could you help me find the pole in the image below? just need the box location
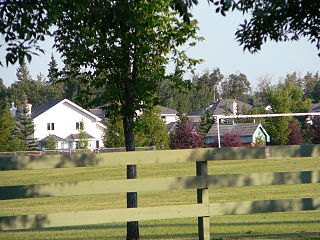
[216,116,221,148]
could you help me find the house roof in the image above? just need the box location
[31,99,63,119]
[166,121,199,133]
[65,133,95,140]
[310,103,320,112]
[166,122,177,133]
[39,134,66,142]
[31,99,103,122]
[188,99,253,117]
[206,123,261,137]
[160,106,178,115]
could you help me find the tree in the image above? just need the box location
[303,72,320,100]
[0,106,17,152]
[1,2,201,239]
[170,121,204,149]
[221,131,243,147]
[103,116,125,148]
[265,82,311,145]
[220,73,251,102]
[15,101,36,151]
[308,117,320,144]
[104,107,169,150]
[45,135,57,150]
[211,0,320,57]
[199,109,214,135]
[47,54,59,84]
[77,121,89,150]
[135,107,169,150]
[252,74,273,107]
[0,78,7,109]
[287,119,303,145]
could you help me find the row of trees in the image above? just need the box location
[158,69,320,115]
[0,56,86,111]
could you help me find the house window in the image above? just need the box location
[76,121,84,130]
[47,123,55,130]
[96,140,100,149]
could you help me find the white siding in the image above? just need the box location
[33,100,105,150]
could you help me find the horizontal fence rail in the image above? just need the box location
[1,144,320,239]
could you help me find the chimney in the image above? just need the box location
[27,103,32,116]
[10,102,17,117]
[229,101,237,115]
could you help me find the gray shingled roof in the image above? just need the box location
[310,103,320,112]
[188,99,253,117]
[89,108,106,123]
[159,106,178,115]
[39,135,66,142]
[65,133,95,140]
[31,99,63,119]
[206,123,260,137]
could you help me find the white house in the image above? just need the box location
[159,106,179,124]
[12,99,106,150]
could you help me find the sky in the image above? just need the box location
[0,2,319,89]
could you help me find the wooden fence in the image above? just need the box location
[0,144,320,240]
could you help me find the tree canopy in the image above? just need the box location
[211,0,320,56]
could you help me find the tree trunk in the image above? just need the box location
[123,114,139,240]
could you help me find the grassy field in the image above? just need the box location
[0,157,320,239]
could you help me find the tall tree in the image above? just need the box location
[0,78,7,109]
[104,107,169,150]
[252,74,272,107]
[0,106,17,152]
[211,0,320,57]
[265,82,311,145]
[1,2,201,238]
[15,101,36,151]
[220,73,251,102]
[135,107,169,150]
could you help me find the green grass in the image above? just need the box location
[0,157,320,239]
[1,211,320,240]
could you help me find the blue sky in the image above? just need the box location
[0,2,319,89]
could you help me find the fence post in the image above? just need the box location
[196,160,210,240]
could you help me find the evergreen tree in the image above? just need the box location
[0,106,17,152]
[77,121,89,149]
[103,116,125,148]
[45,135,56,150]
[199,109,214,135]
[15,101,36,151]
[16,61,32,83]
[135,107,169,149]
[47,54,59,84]
[0,78,7,109]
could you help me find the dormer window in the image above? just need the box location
[47,123,55,130]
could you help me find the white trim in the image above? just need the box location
[33,99,102,122]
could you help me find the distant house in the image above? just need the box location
[205,123,270,146]
[11,99,106,150]
[187,99,253,122]
[159,106,179,124]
